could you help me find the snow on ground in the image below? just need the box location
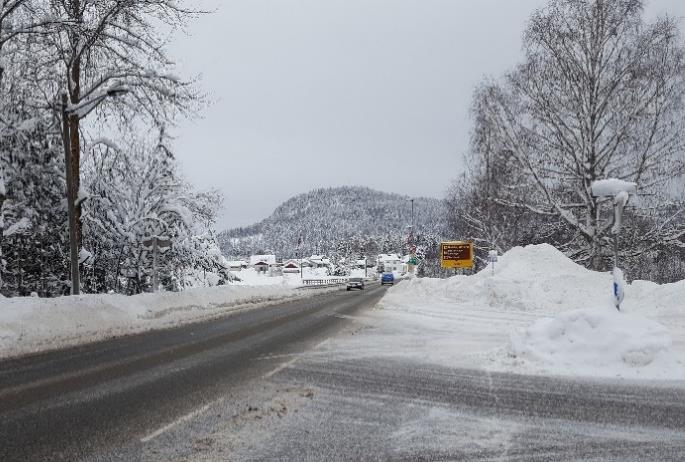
[231,267,338,286]
[509,308,678,379]
[0,284,327,360]
[325,244,685,381]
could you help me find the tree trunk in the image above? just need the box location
[68,0,82,247]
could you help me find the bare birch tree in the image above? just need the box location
[468,0,685,268]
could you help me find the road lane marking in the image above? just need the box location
[262,357,299,379]
[313,338,329,350]
[256,352,300,360]
[255,338,330,367]
[140,398,224,443]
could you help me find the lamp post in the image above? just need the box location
[590,179,637,311]
[406,198,416,274]
[411,198,414,233]
[60,87,128,295]
[406,198,415,246]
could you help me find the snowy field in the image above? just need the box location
[0,284,338,360]
[324,244,685,381]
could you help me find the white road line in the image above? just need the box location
[262,357,300,380]
[256,352,298,360]
[140,398,224,443]
[313,338,330,350]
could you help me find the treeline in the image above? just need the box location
[219,186,449,277]
[448,0,685,283]
[0,1,229,296]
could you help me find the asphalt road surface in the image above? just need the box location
[2,282,685,461]
[0,284,386,461]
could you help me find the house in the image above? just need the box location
[282,259,304,273]
[309,255,331,269]
[377,253,407,273]
[249,254,277,273]
[227,260,248,271]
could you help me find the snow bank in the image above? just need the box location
[386,244,611,314]
[329,243,685,381]
[509,308,680,379]
[0,285,306,359]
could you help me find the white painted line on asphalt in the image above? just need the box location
[140,398,224,443]
[313,338,329,350]
[256,352,299,360]
[262,357,299,379]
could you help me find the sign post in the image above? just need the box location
[142,236,172,292]
[488,250,498,275]
[440,241,474,272]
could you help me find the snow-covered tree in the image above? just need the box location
[81,133,228,293]
[0,1,219,296]
[45,0,202,245]
[459,0,685,274]
[0,3,70,295]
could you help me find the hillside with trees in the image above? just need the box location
[219,186,448,276]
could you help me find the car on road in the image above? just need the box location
[381,272,394,285]
[346,277,365,291]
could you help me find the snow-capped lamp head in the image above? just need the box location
[590,179,637,235]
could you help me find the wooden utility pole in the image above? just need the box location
[61,93,80,295]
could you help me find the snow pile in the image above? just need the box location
[386,244,611,314]
[0,285,307,359]
[509,308,680,379]
[328,243,685,380]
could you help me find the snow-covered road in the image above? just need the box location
[132,346,685,461]
[2,244,684,461]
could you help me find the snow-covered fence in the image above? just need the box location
[299,278,348,288]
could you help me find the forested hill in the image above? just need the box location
[218,186,447,259]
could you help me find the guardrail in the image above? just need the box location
[297,277,380,290]
[300,278,348,286]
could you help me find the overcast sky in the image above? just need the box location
[169,0,685,231]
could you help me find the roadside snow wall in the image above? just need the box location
[0,285,305,359]
[377,244,685,379]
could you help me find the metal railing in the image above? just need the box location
[300,278,348,286]
[297,277,380,290]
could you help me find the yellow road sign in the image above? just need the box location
[440,241,473,269]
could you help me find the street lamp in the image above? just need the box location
[61,86,129,295]
[406,198,415,245]
[591,178,637,311]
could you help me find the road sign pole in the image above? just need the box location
[152,237,158,293]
